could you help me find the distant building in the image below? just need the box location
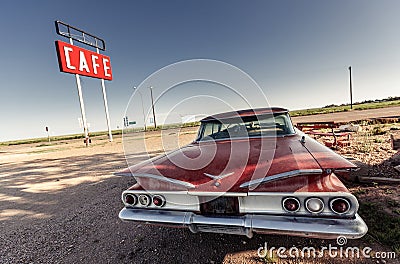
[181,115,205,124]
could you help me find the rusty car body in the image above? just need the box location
[117,107,368,239]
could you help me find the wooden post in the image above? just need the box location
[349,66,353,110]
[391,132,400,150]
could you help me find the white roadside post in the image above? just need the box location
[69,37,90,146]
[46,126,50,143]
[97,47,113,142]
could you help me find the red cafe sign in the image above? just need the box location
[55,40,112,80]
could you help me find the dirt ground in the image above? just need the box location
[0,126,399,264]
[291,106,400,124]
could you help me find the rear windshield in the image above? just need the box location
[197,113,295,141]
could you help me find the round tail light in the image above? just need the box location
[125,194,137,206]
[330,198,350,214]
[283,197,300,212]
[138,194,151,206]
[305,198,324,213]
[152,195,166,207]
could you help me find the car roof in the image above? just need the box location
[201,107,289,122]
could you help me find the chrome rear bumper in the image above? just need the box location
[119,208,368,239]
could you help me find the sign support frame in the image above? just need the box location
[97,47,113,142]
[55,20,113,145]
[69,37,90,146]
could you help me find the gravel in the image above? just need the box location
[0,131,396,264]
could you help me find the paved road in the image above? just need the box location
[291,106,400,124]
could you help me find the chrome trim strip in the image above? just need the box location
[203,172,234,180]
[241,192,358,217]
[119,208,368,239]
[246,191,348,196]
[187,191,247,197]
[334,168,360,172]
[196,133,297,143]
[240,169,323,188]
[124,190,189,195]
[131,173,196,189]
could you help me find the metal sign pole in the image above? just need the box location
[70,38,89,146]
[97,47,113,142]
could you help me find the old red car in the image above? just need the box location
[117,107,368,239]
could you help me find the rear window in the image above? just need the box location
[197,113,295,141]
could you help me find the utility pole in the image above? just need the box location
[348,66,353,110]
[133,86,147,131]
[139,91,147,131]
[149,86,157,128]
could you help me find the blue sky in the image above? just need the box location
[0,1,399,141]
